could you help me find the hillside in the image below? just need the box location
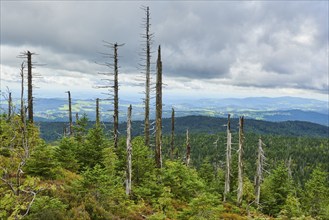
[37,115,329,142]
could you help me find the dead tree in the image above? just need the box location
[27,51,33,123]
[155,45,163,168]
[255,137,265,207]
[96,98,100,126]
[8,92,12,120]
[186,129,191,166]
[126,105,132,195]
[19,62,25,123]
[18,51,40,123]
[141,6,153,147]
[237,116,244,206]
[98,42,124,148]
[113,43,120,148]
[170,107,175,160]
[66,91,73,136]
[224,114,232,202]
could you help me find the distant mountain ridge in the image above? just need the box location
[2,96,328,126]
[38,115,329,142]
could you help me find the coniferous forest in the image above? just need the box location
[1,5,329,220]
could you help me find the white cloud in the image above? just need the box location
[1,1,328,100]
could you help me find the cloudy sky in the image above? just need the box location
[1,1,328,101]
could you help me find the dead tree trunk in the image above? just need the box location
[27,51,33,123]
[96,98,100,126]
[142,6,152,147]
[113,43,119,148]
[155,45,163,168]
[255,138,264,207]
[237,116,244,206]
[186,129,191,166]
[126,105,132,195]
[66,91,73,136]
[20,62,25,123]
[170,107,175,160]
[98,41,123,147]
[8,92,12,120]
[224,114,232,202]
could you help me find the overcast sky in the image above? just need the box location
[1,1,328,101]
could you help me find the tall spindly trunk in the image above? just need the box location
[155,45,163,168]
[96,98,100,126]
[66,91,73,136]
[143,6,151,147]
[255,138,264,207]
[113,43,119,148]
[170,107,175,160]
[126,105,132,195]
[224,114,232,201]
[237,116,244,206]
[27,51,33,123]
[186,129,191,166]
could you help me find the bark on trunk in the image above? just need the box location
[66,91,73,136]
[170,107,175,160]
[126,105,132,195]
[20,62,25,123]
[255,138,264,207]
[27,51,33,123]
[144,6,151,147]
[186,129,191,166]
[237,116,244,206]
[8,92,12,120]
[224,114,232,201]
[113,43,119,148]
[96,98,100,126]
[155,45,163,168]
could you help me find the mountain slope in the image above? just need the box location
[37,115,329,142]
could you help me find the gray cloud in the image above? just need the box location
[1,1,328,95]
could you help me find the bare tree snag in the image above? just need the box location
[186,129,191,166]
[224,114,232,202]
[98,41,123,148]
[142,6,152,147]
[8,92,12,120]
[20,62,25,123]
[96,98,100,126]
[113,43,119,148]
[170,107,175,160]
[27,51,33,123]
[237,116,244,206]
[126,105,132,195]
[255,137,265,207]
[66,91,73,136]
[155,45,163,168]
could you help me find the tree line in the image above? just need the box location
[1,5,329,219]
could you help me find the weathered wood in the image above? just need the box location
[113,43,119,148]
[8,92,12,120]
[126,105,132,195]
[155,45,163,168]
[20,62,25,123]
[66,91,73,136]
[27,51,33,123]
[255,138,264,207]
[170,107,175,160]
[96,98,100,126]
[186,129,191,166]
[143,6,151,147]
[237,116,244,206]
[224,114,232,202]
